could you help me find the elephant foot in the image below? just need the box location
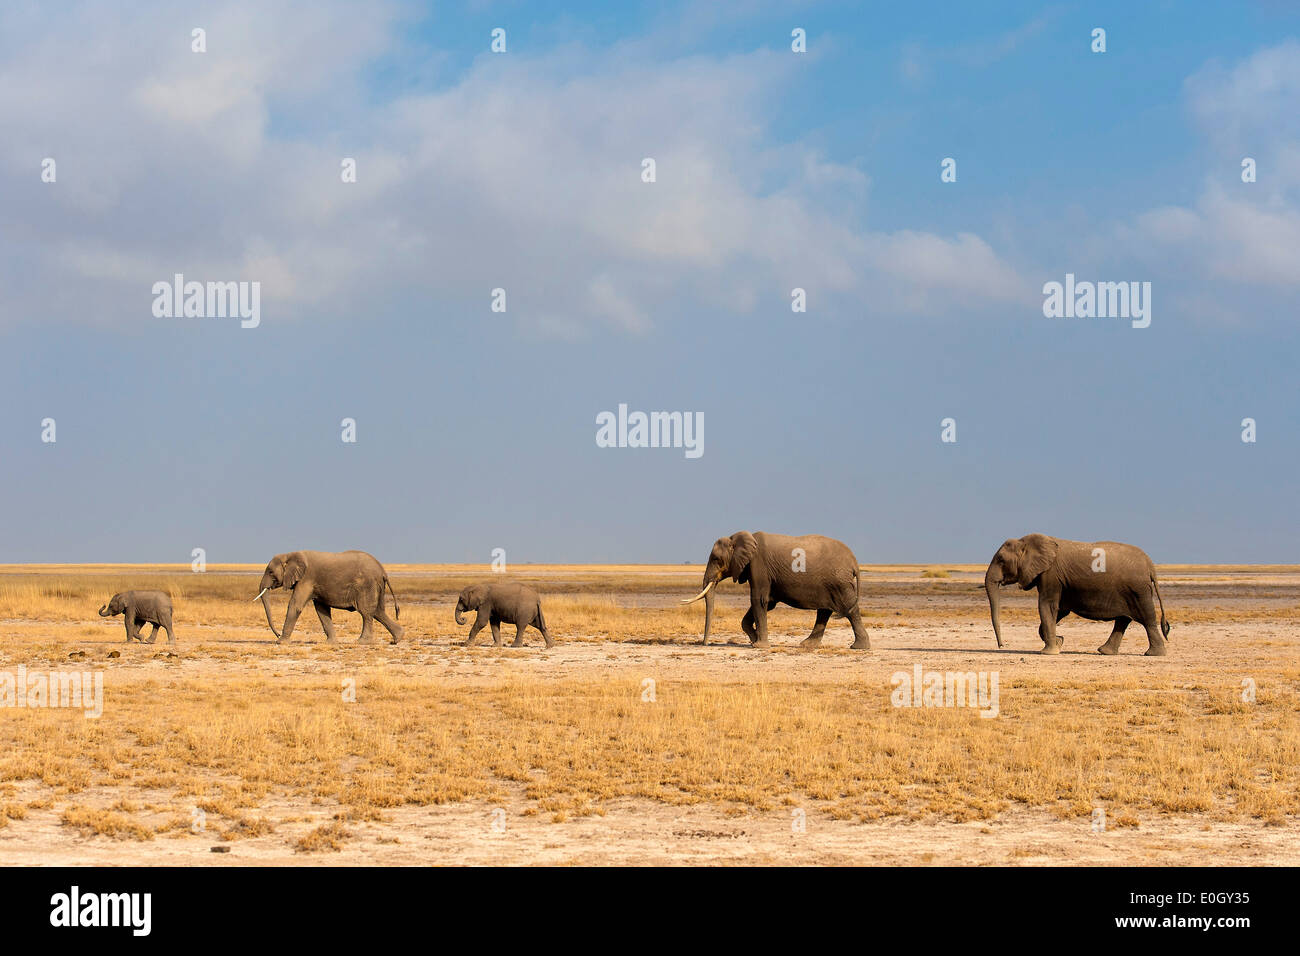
[1097,642,1121,656]
[390,627,404,643]
[1040,640,1062,655]
[463,637,475,647]
[358,635,375,645]
[850,638,871,650]
[800,635,823,649]
[750,639,770,649]
[1144,645,1169,657]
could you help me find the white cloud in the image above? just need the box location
[0,1,1025,334]
[1130,41,1300,290]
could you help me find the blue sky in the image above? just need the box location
[1,1,1297,564]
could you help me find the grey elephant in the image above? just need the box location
[985,534,1171,656]
[455,582,552,648]
[683,531,870,649]
[98,590,175,644]
[254,550,403,644]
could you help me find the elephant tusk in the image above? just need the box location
[681,580,716,605]
[252,587,269,603]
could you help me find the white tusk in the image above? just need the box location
[252,587,269,603]
[680,580,716,605]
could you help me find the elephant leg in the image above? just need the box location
[847,607,871,650]
[740,608,758,645]
[279,591,309,643]
[123,618,136,643]
[466,612,487,646]
[490,615,503,647]
[752,602,769,648]
[1055,606,1070,645]
[1098,617,1129,655]
[145,622,160,644]
[1142,624,1169,656]
[1037,597,1062,654]
[313,601,337,643]
[373,605,403,645]
[1135,591,1168,656]
[358,613,376,644]
[511,622,527,648]
[801,608,831,648]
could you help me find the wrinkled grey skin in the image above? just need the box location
[99,590,175,644]
[985,534,1171,656]
[685,531,870,650]
[455,582,552,648]
[256,550,402,644]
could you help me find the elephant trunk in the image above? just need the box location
[98,604,110,617]
[259,591,281,639]
[702,587,716,645]
[455,601,466,626]
[985,564,1004,648]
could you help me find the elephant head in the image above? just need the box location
[682,531,758,644]
[98,593,126,617]
[253,552,307,638]
[454,584,487,626]
[985,534,1059,647]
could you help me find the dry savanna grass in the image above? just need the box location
[0,563,1296,862]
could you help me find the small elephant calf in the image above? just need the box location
[454,582,552,648]
[99,590,176,644]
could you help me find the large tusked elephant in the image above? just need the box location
[99,590,175,644]
[254,550,403,644]
[455,581,552,648]
[985,534,1170,656]
[683,531,870,649]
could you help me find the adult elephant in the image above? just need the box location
[682,531,870,649]
[984,534,1170,656]
[253,550,403,644]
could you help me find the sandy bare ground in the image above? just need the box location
[4,790,1296,867]
[1,565,1297,865]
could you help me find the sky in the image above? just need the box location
[0,1,1296,564]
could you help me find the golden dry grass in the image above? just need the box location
[0,564,1296,854]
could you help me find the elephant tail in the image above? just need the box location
[385,576,400,620]
[1152,575,1169,638]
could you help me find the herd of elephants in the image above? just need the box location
[94,531,1174,656]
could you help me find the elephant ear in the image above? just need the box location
[282,552,307,589]
[1017,534,1058,588]
[728,531,758,582]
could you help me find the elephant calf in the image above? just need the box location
[455,582,552,648]
[99,590,175,644]
[985,533,1171,656]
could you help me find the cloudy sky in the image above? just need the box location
[1,1,1296,564]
